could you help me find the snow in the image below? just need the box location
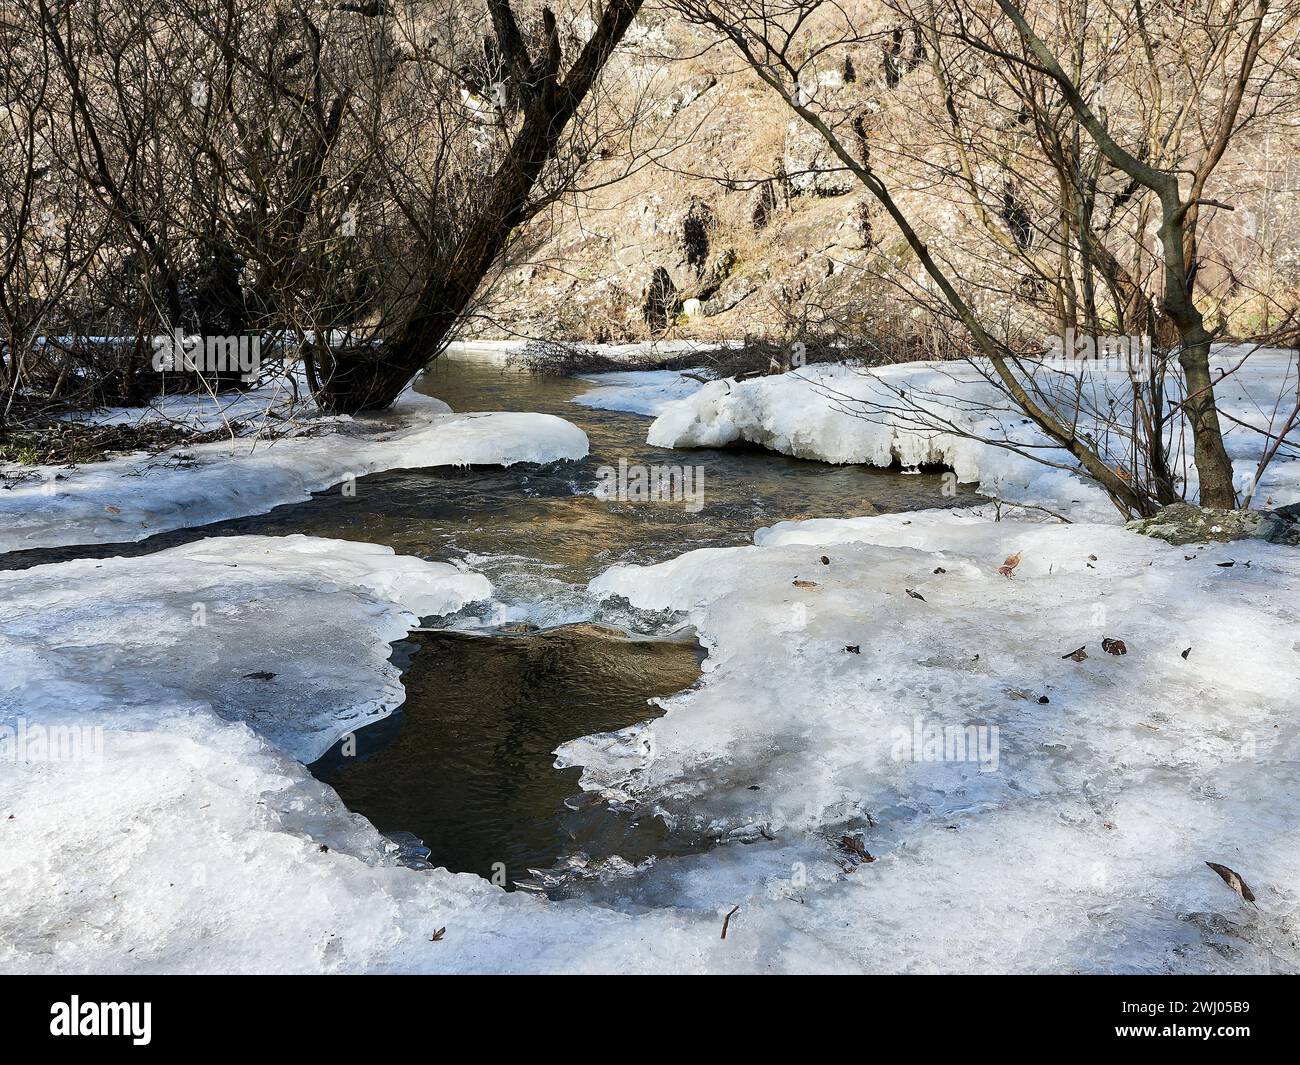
[573,369,711,416]
[579,509,1300,971]
[4,345,1299,974]
[0,533,760,974]
[0,714,745,974]
[0,388,588,554]
[4,497,1297,973]
[0,535,491,763]
[646,350,1300,519]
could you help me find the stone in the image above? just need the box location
[1125,502,1300,546]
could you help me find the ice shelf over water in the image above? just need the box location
[0,387,588,553]
[572,369,713,417]
[644,351,1300,520]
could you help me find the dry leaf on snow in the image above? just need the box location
[1205,862,1256,903]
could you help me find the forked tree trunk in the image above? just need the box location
[312,0,644,414]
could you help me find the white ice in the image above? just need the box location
[5,347,1300,974]
[0,388,588,553]
[576,509,1300,971]
[0,535,490,763]
[646,350,1300,519]
[572,369,713,416]
[0,534,772,974]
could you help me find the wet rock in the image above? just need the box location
[642,266,680,333]
[1126,502,1300,546]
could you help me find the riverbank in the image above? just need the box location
[2,357,1297,974]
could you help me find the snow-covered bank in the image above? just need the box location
[645,353,1300,520]
[0,388,588,554]
[577,509,1300,972]
[5,348,1298,973]
[4,511,1298,972]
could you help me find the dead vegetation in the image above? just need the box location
[0,419,245,471]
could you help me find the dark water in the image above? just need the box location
[313,625,706,886]
[3,361,972,884]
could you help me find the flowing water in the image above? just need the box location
[6,360,975,886]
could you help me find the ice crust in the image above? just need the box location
[4,349,1300,973]
[645,353,1300,519]
[572,370,713,416]
[577,509,1300,972]
[0,388,588,553]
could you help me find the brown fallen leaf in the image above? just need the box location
[1062,645,1088,661]
[998,551,1022,578]
[430,926,446,941]
[792,579,818,588]
[839,835,875,862]
[905,588,926,601]
[720,904,740,939]
[1101,638,1127,656]
[1205,862,1256,903]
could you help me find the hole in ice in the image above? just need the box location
[309,622,705,890]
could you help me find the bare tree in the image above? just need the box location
[298,0,648,412]
[669,0,1300,514]
[2,0,649,415]
[0,13,108,417]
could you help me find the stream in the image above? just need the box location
[8,360,977,887]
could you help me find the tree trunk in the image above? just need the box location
[312,0,645,414]
[312,115,554,412]
[1157,207,1238,509]
[1178,329,1237,508]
